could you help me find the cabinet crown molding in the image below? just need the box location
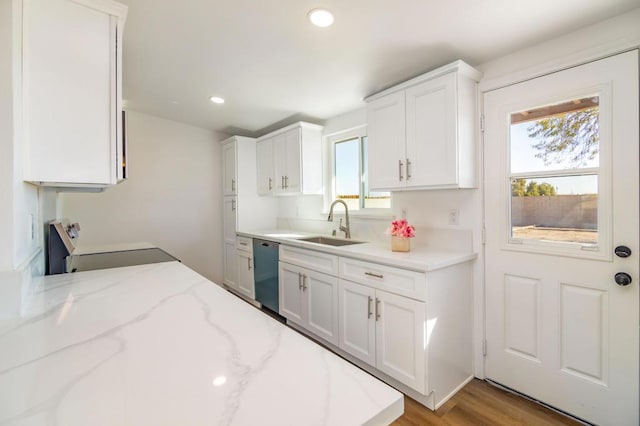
[256,121,324,142]
[364,59,482,103]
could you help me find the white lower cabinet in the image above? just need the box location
[236,243,254,299]
[338,279,426,393]
[223,241,237,289]
[279,262,339,346]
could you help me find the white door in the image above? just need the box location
[338,279,376,365]
[304,269,339,345]
[484,51,639,425]
[278,262,303,324]
[375,289,425,393]
[405,73,457,187]
[367,91,406,191]
[222,141,236,196]
[236,250,254,299]
[256,138,274,195]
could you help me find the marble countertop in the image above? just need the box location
[0,262,403,425]
[239,229,477,272]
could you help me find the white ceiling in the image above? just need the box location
[119,0,639,137]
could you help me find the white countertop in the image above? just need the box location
[240,229,477,272]
[0,262,403,425]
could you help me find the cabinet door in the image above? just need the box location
[405,73,457,187]
[278,262,304,325]
[282,128,302,193]
[256,138,274,195]
[366,91,406,191]
[23,0,123,185]
[222,141,237,196]
[375,289,426,393]
[304,269,339,345]
[224,241,237,289]
[223,197,237,240]
[236,250,255,299]
[338,280,376,366]
[272,133,288,194]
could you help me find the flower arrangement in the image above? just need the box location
[386,219,416,239]
[386,219,415,252]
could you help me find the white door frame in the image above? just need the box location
[473,36,640,380]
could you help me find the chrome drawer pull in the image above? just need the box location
[298,272,303,290]
[375,298,381,321]
[367,296,373,319]
[302,274,307,291]
[365,272,384,279]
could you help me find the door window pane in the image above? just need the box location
[511,176,598,244]
[510,96,599,173]
[362,136,390,209]
[509,96,600,246]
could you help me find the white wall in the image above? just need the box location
[60,111,227,282]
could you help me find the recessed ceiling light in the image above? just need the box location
[308,9,334,28]
[209,96,225,104]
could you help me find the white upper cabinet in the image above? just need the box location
[222,142,237,196]
[256,122,323,196]
[22,0,127,187]
[366,60,481,191]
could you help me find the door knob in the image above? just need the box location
[615,246,632,258]
[614,272,632,286]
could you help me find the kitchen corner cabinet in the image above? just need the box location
[366,60,481,191]
[221,136,277,292]
[256,122,323,196]
[22,0,128,187]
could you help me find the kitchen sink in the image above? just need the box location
[298,236,366,246]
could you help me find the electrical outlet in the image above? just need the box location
[448,209,459,226]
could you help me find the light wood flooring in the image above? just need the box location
[392,379,580,426]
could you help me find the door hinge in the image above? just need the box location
[483,339,487,356]
[480,114,485,133]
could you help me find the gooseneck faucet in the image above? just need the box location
[328,199,351,239]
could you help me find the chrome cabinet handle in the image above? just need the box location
[298,272,303,290]
[302,274,307,291]
[247,257,251,270]
[367,296,373,319]
[375,298,380,321]
[406,158,411,180]
[268,177,272,191]
[284,175,289,189]
[231,179,236,192]
[239,242,248,246]
[281,176,285,189]
[231,199,236,211]
[365,272,383,279]
[398,160,404,181]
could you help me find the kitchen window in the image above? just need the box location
[327,127,391,212]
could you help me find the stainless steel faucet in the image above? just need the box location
[328,199,350,239]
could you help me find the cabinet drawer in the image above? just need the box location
[339,257,426,301]
[236,236,252,253]
[280,245,339,276]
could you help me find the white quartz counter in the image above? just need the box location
[0,262,403,425]
[239,229,477,272]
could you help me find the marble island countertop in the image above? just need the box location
[238,229,477,272]
[0,262,403,425]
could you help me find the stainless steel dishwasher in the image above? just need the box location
[253,239,279,314]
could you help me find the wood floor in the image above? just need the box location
[392,379,580,426]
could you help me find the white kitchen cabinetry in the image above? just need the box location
[338,279,426,394]
[236,237,254,299]
[274,241,473,410]
[221,136,277,293]
[279,262,340,346]
[256,122,323,196]
[22,0,128,187]
[366,60,481,191]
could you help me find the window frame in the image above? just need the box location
[324,125,392,216]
